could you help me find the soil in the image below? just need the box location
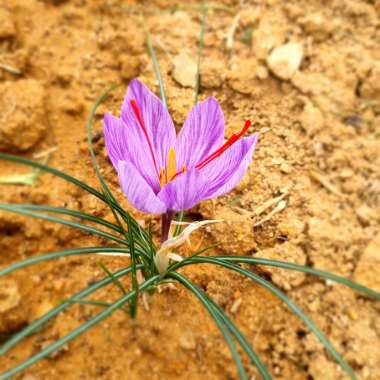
[0,0,380,379]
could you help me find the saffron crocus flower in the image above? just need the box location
[104,79,258,215]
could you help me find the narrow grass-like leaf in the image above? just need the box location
[0,204,128,246]
[172,272,271,380]
[86,84,125,217]
[205,293,271,380]
[0,247,131,277]
[143,23,168,108]
[14,204,122,234]
[0,264,143,356]
[86,85,145,315]
[209,256,380,301]
[0,275,159,380]
[182,257,357,380]
[0,153,106,204]
[97,260,128,295]
[124,216,139,317]
[168,243,218,273]
[63,299,112,308]
[62,298,128,314]
[171,272,248,380]
[0,154,144,239]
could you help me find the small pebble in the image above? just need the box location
[280,163,293,174]
[267,42,303,80]
[172,52,197,88]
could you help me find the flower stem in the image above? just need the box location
[161,210,174,243]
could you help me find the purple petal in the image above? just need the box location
[104,113,134,169]
[175,97,224,169]
[202,133,259,198]
[121,79,176,187]
[158,169,209,212]
[103,112,157,191]
[118,161,167,215]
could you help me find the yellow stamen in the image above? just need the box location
[181,164,187,173]
[159,167,166,189]
[167,148,177,182]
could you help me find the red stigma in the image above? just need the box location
[196,120,252,170]
[130,99,160,179]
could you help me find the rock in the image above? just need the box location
[227,58,259,95]
[0,279,20,313]
[359,63,380,99]
[299,102,325,136]
[0,80,47,152]
[200,60,224,89]
[172,52,197,88]
[354,232,380,292]
[179,330,196,350]
[339,168,354,179]
[119,54,141,81]
[266,42,303,80]
[280,163,293,174]
[309,354,339,380]
[0,279,28,334]
[0,8,16,39]
[256,65,269,80]
[356,204,377,227]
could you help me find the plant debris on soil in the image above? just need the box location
[0,0,379,379]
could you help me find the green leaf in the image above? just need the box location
[0,154,144,242]
[12,204,122,233]
[86,85,151,301]
[0,274,159,379]
[185,257,357,380]
[97,260,128,295]
[208,256,380,301]
[142,23,168,108]
[0,264,143,356]
[0,247,130,277]
[171,272,249,380]
[0,204,128,246]
[172,272,271,380]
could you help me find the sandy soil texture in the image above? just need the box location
[0,0,379,379]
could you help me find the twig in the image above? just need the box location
[33,147,58,159]
[310,170,344,197]
[254,200,287,227]
[233,188,290,217]
[226,13,241,50]
[0,63,22,75]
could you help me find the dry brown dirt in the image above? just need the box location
[0,0,380,379]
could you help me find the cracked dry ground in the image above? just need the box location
[0,1,379,379]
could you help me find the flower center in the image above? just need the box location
[160,148,187,188]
